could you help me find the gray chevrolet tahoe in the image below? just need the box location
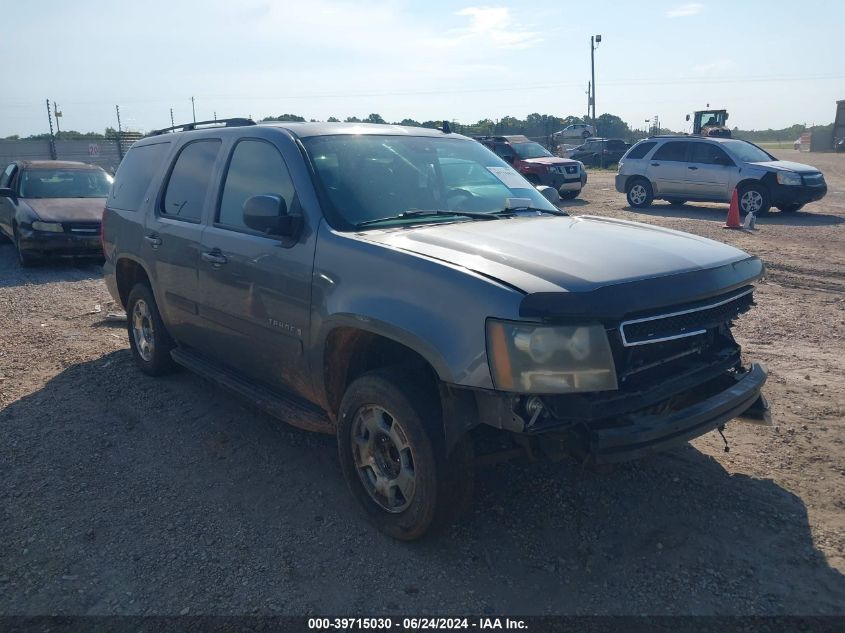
[103,119,769,540]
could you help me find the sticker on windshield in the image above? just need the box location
[487,166,527,189]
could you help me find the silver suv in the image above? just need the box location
[616,136,827,214]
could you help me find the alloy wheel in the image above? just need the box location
[131,299,155,362]
[351,405,416,513]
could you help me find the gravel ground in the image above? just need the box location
[1,149,843,616]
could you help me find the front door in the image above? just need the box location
[196,137,315,394]
[646,140,690,196]
[142,139,222,348]
[686,142,737,201]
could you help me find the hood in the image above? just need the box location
[520,156,578,166]
[358,215,750,296]
[753,160,821,174]
[22,197,107,223]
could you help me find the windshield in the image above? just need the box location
[302,135,558,230]
[721,140,775,163]
[512,142,552,160]
[20,169,113,198]
[696,111,727,128]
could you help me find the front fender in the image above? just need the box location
[309,224,525,399]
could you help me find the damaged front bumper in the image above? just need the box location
[472,363,768,464]
[584,363,768,463]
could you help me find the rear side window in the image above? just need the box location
[110,143,169,211]
[161,140,221,222]
[625,141,656,160]
[218,139,297,231]
[690,142,732,165]
[608,140,626,150]
[1,163,15,188]
[652,141,689,162]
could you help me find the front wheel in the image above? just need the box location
[738,183,771,215]
[337,368,473,541]
[626,179,653,209]
[14,229,38,267]
[126,283,177,376]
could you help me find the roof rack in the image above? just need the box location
[146,118,256,137]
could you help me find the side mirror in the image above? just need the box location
[243,194,300,237]
[725,113,729,120]
[0,187,13,198]
[685,114,690,122]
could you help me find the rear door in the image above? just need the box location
[196,136,315,394]
[686,142,737,201]
[143,138,222,347]
[646,141,690,195]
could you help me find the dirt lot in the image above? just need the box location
[1,149,843,616]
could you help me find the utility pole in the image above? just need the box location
[191,96,196,123]
[585,82,591,123]
[46,99,57,159]
[115,105,124,161]
[590,35,601,131]
[170,108,175,127]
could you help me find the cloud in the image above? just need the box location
[690,59,734,76]
[451,7,540,49]
[667,3,705,17]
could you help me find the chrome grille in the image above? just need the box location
[619,289,753,347]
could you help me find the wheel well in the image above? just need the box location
[625,175,650,191]
[737,177,768,193]
[322,327,436,417]
[115,258,151,308]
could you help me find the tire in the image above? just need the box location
[337,367,474,541]
[626,178,653,209]
[126,282,177,376]
[582,130,591,139]
[738,183,771,216]
[13,227,38,267]
[777,203,804,213]
[559,190,580,200]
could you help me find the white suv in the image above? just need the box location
[615,136,827,214]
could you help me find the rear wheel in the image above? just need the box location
[337,368,474,541]
[582,130,592,139]
[126,282,177,376]
[626,178,653,209]
[738,183,771,215]
[777,203,804,213]
[559,190,580,200]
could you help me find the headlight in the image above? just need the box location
[31,221,64,233]
[776,172,802,186]
[486,320,618,394]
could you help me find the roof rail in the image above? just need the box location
[146,118,256,137]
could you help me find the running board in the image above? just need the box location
[170,347,334,434]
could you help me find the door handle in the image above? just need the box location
[201,251,228,266]
[144,234,162,248]
[650,162,660,167]
[688,166,698,170]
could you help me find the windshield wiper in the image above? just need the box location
[355,209,502,229]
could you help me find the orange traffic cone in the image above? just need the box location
[723,188,742,229]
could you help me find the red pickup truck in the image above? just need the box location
[476,135,586,199]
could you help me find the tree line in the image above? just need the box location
[3,114,832,144]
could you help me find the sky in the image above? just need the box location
[1,0,843,137]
